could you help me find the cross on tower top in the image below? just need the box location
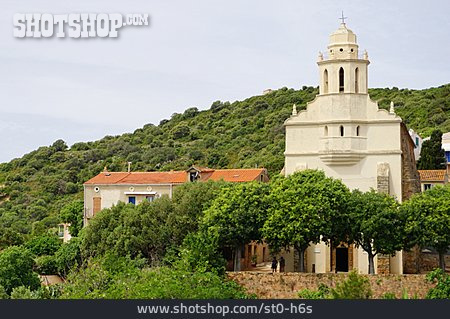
[339,11,347,24]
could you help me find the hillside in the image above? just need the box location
[0,84,449,245]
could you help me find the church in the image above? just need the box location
[281,20,420,274]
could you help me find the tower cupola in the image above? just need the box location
[317,16,369,95]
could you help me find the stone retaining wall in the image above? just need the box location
[227,272,433,299]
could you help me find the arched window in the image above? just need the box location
[324,126,328,136]
[324,69,329,93]
[340,125,344,137]
[356,125,360,136]
[339,67,344,92]
[355,68,359,93]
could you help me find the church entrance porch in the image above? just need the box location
[336,247,349,272]
[331,244,353,273]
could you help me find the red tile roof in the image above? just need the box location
[418,170,447,182]
[84,171,187,185]
[84,168,267,185]
[203,169,266,182]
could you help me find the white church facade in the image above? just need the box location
[281,22,420,274]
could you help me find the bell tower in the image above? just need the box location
[317,17,369,95]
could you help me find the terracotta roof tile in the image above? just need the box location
[84,171,187,185]
[84,168,267,185]
[204,168,266,182]
[418,170,447,182]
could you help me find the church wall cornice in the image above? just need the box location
[284,118,402,126]
[317,59,370,66]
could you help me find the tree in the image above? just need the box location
[24,235,61,256]
[348,190,403,274]
[51,139,68,152]
[417,130,446,169]
[167,180,228,246]
[202,182,270,271]
[171,229,226,275]
[401,185,450,271]
[59,200,84,237]
[0,246,40,294]
[82,199,173,264]
[54,237,82,278]
[263,170,350,272]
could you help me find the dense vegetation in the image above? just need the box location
[0,84,449,244]
[0,171,449,299]
[0,84,449,298]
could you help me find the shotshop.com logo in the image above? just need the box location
[13,13,149,38]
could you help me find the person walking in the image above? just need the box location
[271,256,278,274]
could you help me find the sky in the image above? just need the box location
[0,0,449,163]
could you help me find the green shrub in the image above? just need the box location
[35,255,58,275]
[10,286,37,299]
[0,246,41,294]
[9,285,62,299]
[331,271,372,299]
[0,285,8,299]
[426,269,450,299]
[382,292,396,299]
[54,237,82,277]
[60,254,250,299]
[298,284,330,299]
[24,235,62,256]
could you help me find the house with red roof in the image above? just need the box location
[83,166,268,224]
[418,169,448,192]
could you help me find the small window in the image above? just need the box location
[58,225,64,238]
[189,171,197,182]
[356,126,360,136]
[339,67,344,92]
[146,196,154,202]
[340,125,344,137]
[128,196,136,205]
[355,68,359,93]
[340,48,343,52]
[351,48,354,52]
[323,69,329,93]
[424,184,432,191]
[415,137,419,147]
[324,126,328,136]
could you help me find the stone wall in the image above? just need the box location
[227,272,433,299]
[376,254,390,275]
[400,123,421,202]
[403,247,450,274]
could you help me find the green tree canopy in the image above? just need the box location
[59,200,84,237]
[24,235,61,256]
[0,246,40,294]
[417,130,446,169]
[168,180,229,246]
[401,184,450,271]
[263,170,350,272]
[202,182,270,271]
[348,190,403,274]
[82,199,173,264]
